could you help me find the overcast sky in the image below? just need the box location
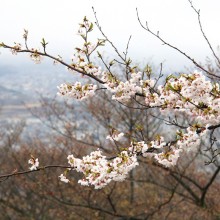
[1,0,220,73]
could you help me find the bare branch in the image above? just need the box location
[136,8,220,79]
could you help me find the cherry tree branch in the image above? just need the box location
[136,8,220,79]
[1,44,104,84]
[188,0,220,67]
[0,165,72,182]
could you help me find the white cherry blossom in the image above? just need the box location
[28,157,39,171]
[59,174,70,183]
[57,82,97,100]
[106,131,124,142]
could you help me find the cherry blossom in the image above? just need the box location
[106,131,124,142]
[61,150,139,189]
[10,43,21,55]
[59,174,70,183]
[129,141,148,154]
[154,147,182,168]
[57,82,97,100]
[30,49,43,64]
[106,72,142,103]
[28,157,39,171]
[52,20,220,186]
[3,17,219,189]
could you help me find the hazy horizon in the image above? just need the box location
[1,0,220,73]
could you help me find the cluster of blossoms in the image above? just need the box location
[153,127,208,167]
[127,126,208,168]
[8,17,218,188]
[27,123,207,188]
[68,55,102,76]
[57,82,97,100]
[28,157,39,171]
[102,72,143,103]
[94,69,220,126]
[129,138,177,167]
[9,37,44,64]
[101,71,119,90]
[56,52,215,184]
[57,125,207,188]
[66,16,104,78]
[101,70,220,127]
[147,71,220,125]
[59,150,138,189]
[154,146,182,167]
[176,126,207,152]
[63,66,220,128]
[62,67,156,105]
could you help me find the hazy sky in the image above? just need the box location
[1,0,220,72]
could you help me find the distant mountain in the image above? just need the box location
[0,64,94,139]
[0,63,81,120]
[0,63,79,97]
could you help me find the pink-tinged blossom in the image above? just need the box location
[67,155,82,171]
[28,157,39,171]
[59,174,70,183]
